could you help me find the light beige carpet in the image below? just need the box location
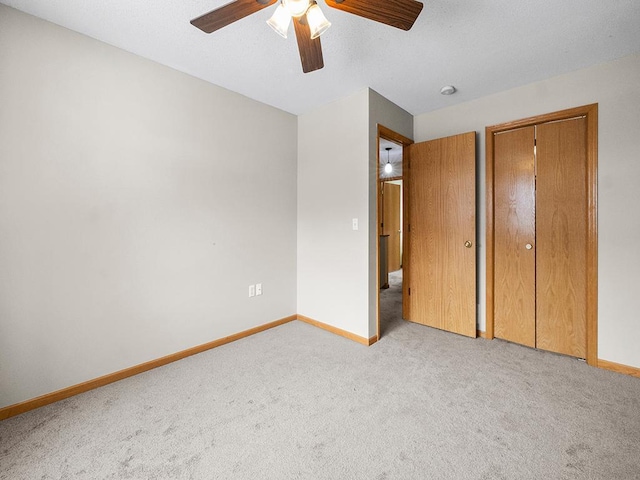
[1,270,639,479]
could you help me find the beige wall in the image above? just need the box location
[296,89,412,340]
[414,53,640,368]
[297,90,370,338]
[0,6,298,408]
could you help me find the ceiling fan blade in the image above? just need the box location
[293,16,324,73]
[324,0,423,31]
[191,0,277,34]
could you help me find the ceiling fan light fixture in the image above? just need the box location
[307,3,331,39]
[267,4,292,38]
[191,0,425,74]
[283,0,311,17]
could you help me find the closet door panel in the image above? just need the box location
[536,118,587,358]
[493,127,536,347]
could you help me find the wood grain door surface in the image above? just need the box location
[535,117,587,358]
[383,182,402,272]
[493,126,537,348]
[492,117,588,358]
[407,132,476,338]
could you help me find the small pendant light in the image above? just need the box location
[384,147,393,174]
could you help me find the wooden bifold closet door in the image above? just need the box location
[535,118,587,358]
[494,126,537,348]
[493,116,588,359]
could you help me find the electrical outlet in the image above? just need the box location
[249,285,255,297]
[256,283,262,296]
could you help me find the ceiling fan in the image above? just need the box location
[191,0,424,73]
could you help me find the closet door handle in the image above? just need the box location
[464,240,473,248]
[525,243,533,250]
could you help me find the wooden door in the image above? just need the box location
[490,115,589,359]
[536,117,587,358]
[493,127,536,347]
[383,182,402,272]
[406,132,476,337]
[486,104,597,364]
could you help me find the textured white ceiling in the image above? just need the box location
[2,0,640,115]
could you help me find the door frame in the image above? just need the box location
[377,125,413,340]
[485,103,598,366]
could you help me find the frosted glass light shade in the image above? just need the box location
[283,0,310,17]
[307,4,331,39]
[384,162,393,174]
[267,4,291,38]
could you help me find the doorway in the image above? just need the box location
[381,159,403,274]
[486,104,598,365]
[377,126,412,339]
[376,127,477,341]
